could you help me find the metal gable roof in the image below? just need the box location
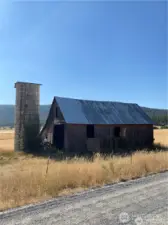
[55,96,153,125]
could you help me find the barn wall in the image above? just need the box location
[66,124,153,153]
[94,125,112,151]
[95,124,153,149]
[66,124,87,153]
[124,125,153,148]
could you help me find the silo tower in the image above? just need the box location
[14,82,41,152]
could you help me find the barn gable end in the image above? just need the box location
[40,98,65,143]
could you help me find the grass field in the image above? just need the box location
[0,130,14,151]
[0,129,168,211]
[154,129,168,147]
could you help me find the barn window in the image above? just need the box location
[87,125,95,138]
[114,127,121,137]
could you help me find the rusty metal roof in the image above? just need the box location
[55,96,153,125]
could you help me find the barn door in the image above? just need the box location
[53,124,64,149]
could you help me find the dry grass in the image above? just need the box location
[154,129,168,147]
[0,130,14,151]
[0,151,168,211]
[0,129,168,211]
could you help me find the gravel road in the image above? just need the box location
[0,172,168,225]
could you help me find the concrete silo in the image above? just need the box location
[14,82,41,152]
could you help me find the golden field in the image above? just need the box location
[154,129,168,147]
[0,130,14,151]
[0,129,167,211]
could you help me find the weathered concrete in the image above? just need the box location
[14,82,41,152]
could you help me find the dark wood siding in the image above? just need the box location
[65,124,87,153]
[65,124,153,153]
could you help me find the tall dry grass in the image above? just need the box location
[0,151,168,211]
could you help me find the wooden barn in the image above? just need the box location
[40,97,154,153]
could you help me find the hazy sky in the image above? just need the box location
[0,0,167,109]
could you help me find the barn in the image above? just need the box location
[40,96,154,154]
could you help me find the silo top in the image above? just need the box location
[14,82,42,88]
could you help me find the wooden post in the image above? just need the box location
[45,156,50,178]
